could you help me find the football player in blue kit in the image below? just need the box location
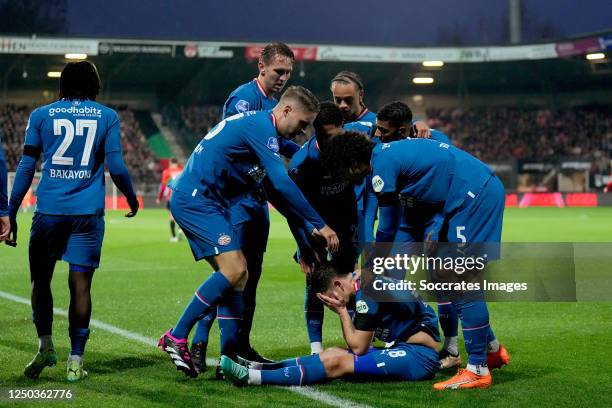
[0,142,9,241]
[320,131,510,389]
[219,264,440,386]
[370,101,464,369]
[158,86,339,378]
[331,73,430,250]
[190,43,298,370]
[7,61,139,382]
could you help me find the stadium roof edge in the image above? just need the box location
[0,30,612,62]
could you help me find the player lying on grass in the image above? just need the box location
[320,130,510,389]
[220,265,440,386]
[158,86,339,378]
[7,61,139,382]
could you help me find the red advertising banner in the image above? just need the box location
[555,37,602,57]
[244,45,318,61]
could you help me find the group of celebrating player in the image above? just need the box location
[2,41,509,390]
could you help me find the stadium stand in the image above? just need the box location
[426,106,612,167]
[0,104,162,188]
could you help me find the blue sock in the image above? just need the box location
[437,302,459,337]
[258,354,323,370]
[487,326,496,343]
[172,271,232,339]
[192,308,217,344]
[456,300,490,366]
[69,328,90,356]
[304,285,324,343]
[260,356,327,385]
[218,290,243,359]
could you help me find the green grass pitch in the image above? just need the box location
[1,207,611,407]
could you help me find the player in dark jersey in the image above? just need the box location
[287,102,358,354]
[158,86,339,378]
[7,61,139,381]
[220,264,440,386]
[190,43,297,370]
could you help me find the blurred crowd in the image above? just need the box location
[426,106,612,170]
[0,104,159,186]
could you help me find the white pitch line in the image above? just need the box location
[0,290,374,408]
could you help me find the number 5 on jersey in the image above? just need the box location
[52,119,98,166]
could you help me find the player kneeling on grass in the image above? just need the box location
[220,265,440,386]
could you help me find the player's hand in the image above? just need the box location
[311,225,339,253]
[0,216,9,241]
[412,121,431,138]
[125,198,139,218]
[299,258,315,275]
[156,198,161,205]
[5,216,17,247]
[317,290,347,315]
[298,250,320,275]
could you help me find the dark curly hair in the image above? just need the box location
[313,101,344,142]
[377,101,412,128]
[320,130,375,179]
[59,61,101,101]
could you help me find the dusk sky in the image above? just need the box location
[65,0,612,46]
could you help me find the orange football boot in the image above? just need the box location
[433,368,492,390]
[487,344,510,370]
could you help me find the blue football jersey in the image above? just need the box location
[173,111,325,229]
[353,277,440,343]
[23,100,122,215]
[223,79,277,118]
[371,138,494,214]
[345,109,377,137]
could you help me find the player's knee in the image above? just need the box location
[216,250,248,286]
[320,348,353,378]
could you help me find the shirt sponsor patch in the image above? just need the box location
[372,175,384,193]
[267,137,279,153]
[235,100,250,113]
[356,300,369,314]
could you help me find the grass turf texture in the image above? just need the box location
[1,207,611,407]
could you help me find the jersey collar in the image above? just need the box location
[255,78,270,98]
[356,107,370,121]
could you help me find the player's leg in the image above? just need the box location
[434,176,507,390]
[235,199,273,362]
[304,270,325,354]
[167,202,178,242]
[437,302,461,368]
[24,214,70,379]
[159,191,245,376]
[62,214,105,381]
[222,347,346,386]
